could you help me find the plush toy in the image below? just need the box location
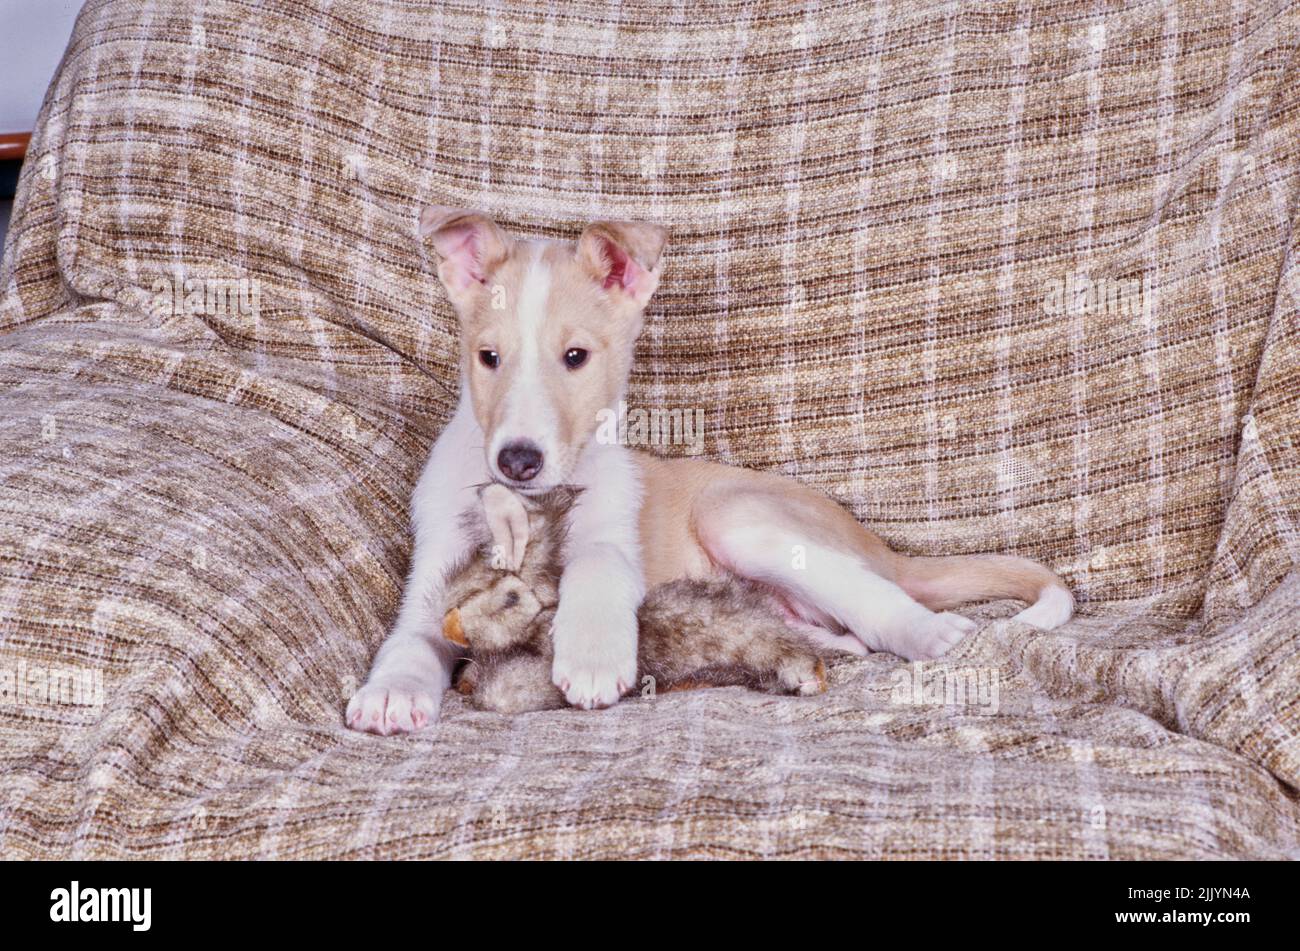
[442,484,829,713]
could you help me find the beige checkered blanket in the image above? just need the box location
[1,0,1297,859]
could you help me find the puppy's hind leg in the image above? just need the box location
[695,488,975,661]
[789,621,870,658]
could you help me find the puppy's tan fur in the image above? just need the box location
[637,453,1062,607]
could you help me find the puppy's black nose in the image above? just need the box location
[497,441,544,482]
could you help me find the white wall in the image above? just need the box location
[0,0,85,132]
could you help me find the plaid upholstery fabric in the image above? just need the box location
[1,0,1298,858]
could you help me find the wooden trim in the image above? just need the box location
[0,132,32,161]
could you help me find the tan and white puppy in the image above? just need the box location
[345,208,1074,734]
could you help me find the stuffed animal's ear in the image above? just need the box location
[481,484,530,570]
[442,608,469,646]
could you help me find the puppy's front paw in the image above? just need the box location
[550,600,637,710]
[346,675,441,735]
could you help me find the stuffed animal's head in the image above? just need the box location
[441,484,575,657]
[443,571,554,654]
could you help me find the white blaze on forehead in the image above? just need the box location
[492,243,559,473]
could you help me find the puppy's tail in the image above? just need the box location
[895,553,1074,629]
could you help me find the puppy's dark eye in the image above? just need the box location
[479,349,500,369]
[564,348,589,369]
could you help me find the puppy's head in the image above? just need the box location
[419,207,667,491]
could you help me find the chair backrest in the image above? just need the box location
[5,0,1298,615]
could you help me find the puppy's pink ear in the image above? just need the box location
[419,206,510,306]
[577,220,668,308]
